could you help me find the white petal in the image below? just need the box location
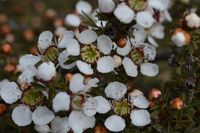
[76,0,92,15]
[97,56,115,73]
[18,66,37,84]
[150,24,164,39]
[32,106,55,126]
[58,50,76,69]
[51,116,70,133]
[0,82,22,104]
[129,89,143,99]
[148,0,169,11]
[12,105,32,126]
[19,54,41,70]
[58,30,75,48]
[53,92,70,113]
[69,111,95,133]
[140,63,159,77]
[136,11,154,28]
[97,35,113,54]
[147,35,159,47]
[83,97,97,116]
[98,0,115,13]
[130,110,151,126]
[69,73,85,93]
[132,28,147,44]
[122,57,138,77]
[95,96,111,114]
[84,78,99,92]
[38,31,53,54]
[76,29,97,44]
[64,39,80,56]
[76,60,94,75]
[131,95,149,109]
[114,3,135,24]
[143,44,156,61]
[105,82,127,100]
[104,115,125,132]
[34,125,51,133]
[65,14,81,27]
[116,40,132,56]
[36,62,56,81]
[0,79,9,89]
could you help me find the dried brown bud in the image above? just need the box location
[170,97,184,110]
[148,88,162,100]
[117,37,127,48]
[2,43,13,54]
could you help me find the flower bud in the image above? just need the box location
[95,125,107,133]
[170,97,184,110]
[148,88,161,100]
[2,43,12,54]
[65,73,74,81]
[117,37,127,48]
[113,55,122,68]
[171,28,191,47]
[0,103,7,115]
[185,13,200,28]
[4,64,16,73]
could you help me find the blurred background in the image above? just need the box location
[0,0,200,132]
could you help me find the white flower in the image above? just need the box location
[38,31,53,54]
[114,3,135,24]
[116,39,132,56]
[0,82,22,104]
[52,92,70,113]
[98,0,115,13]
[11,105,32,126]
[136,11,154,28]
[69,73,99,93]
[69,111,95,133]
[51,116,70,133]
[104,115,126,132]
[58,50,76,69]
[76,0,92,15]
[105,82,127,100]
[130,109,151,126]
[97,56,115,73]
[65,14,81,27]
[185,13,200,28]
[36,61,56,81]
[140,63,159,77]
[32,106,55,126]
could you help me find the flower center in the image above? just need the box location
[71,94,85,110]
[128,0,147,11]
[129,47,144,65]
[43,46,59,62]
[81,44,100,64]
[112,99,131,116]
[22,87,43,107]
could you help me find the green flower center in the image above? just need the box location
[128,0,147,11]
[22,88,43,107]
[43,46,58,62]
[113,100,131,116]
[71,94,84,110]
[81,44,100,64]
[129,47,144,65]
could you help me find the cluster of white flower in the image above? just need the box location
[171,12,200,47]
[0,0,174,132]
